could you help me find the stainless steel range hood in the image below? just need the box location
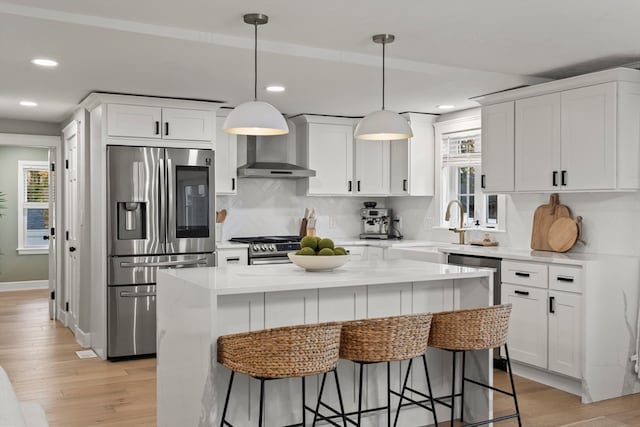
[237,136,316,179]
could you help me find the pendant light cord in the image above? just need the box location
[382,41,386,111]
[254,23,258,101]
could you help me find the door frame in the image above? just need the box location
[0,133,62,319]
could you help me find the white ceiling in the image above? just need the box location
[1,0,639,123]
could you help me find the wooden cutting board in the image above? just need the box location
[530,193,572,251]
[548,217,580,253]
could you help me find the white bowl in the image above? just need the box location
[287,252,350,272]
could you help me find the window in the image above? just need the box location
[436,115,505,231]
[18,161,49,254]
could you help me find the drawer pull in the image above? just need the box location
[549,296,556,313]
[514,272,530,278]
[226,257,240,263]
[514,290,530,296]
[556,276,574,282]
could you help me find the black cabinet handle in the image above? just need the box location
[348,181,352,192]
[42,235,50,241]
[481,174,486,189]
[549,296,556,313]
[357,181,361,192]
[164,122,169,136]
[515,272,530,278]
[553,171,558,187]
[561,170,567,186]
[402,179,407,192]
[231,178,236,191]
[514,290,530,296]
[69,246,77,252]
[556,276,574,282]
[155,121,160,135]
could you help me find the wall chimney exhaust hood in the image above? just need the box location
[237,136,316,179]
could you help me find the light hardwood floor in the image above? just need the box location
[0,289,639,426]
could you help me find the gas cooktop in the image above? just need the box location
[229,235,301,244]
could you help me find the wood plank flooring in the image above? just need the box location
[0,289,639,426]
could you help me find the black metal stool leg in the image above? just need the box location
[422,354,438,427]
[312,373,328,427]
[393,358,413,427]
[302,377,306,427]
[333,369,348,427]
[504,344,522,427]
[357,363,364,427]
[258,379,265,427]
[461,350,466,423]
[220,371,235,427]
[450,351,457,427]
[387,362,392,427]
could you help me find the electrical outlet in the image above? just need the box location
[394,216,402,229]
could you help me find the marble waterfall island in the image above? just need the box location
[157,259,493,427]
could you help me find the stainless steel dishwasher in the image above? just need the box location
[447,253,506,370]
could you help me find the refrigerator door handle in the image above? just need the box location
[158,157,167,253]
[120,258,208,268]
[166,156,175,252]
[120,291,157,298]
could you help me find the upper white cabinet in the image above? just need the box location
[390,113,436,196]
[354,139,390,195]
[294,115,355,196]
[480,102,514,192]
[107,104,213,142]
[215,113,237,195]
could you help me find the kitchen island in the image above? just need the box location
[157,259,493,427]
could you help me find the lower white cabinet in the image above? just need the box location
[217,248,248,267]
[548,290,582,378]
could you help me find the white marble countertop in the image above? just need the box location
[216,241,249,250]
[158,259,491,295]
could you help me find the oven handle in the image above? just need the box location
[120,258,207,268]
[120,291,157,298]
[250,258,292,265]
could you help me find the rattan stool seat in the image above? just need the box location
[217,322,341,379]
[340,313,433,362]
[428,304,511,351]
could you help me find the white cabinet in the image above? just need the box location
[294,116,355,196]
[501,260,583,379]
[341,245,367,261]
[215,114,237,195]
[390,113,436,196]
[216,248,248,267]
[354,139,390,195]
[515,93,561,191]
[481,101,514,192]
[367,246,385,261]
[106,104,213,141]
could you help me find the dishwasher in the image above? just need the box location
[447,253,506,370]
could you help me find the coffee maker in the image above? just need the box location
[360,207,392,239]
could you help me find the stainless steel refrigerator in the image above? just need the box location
[107,146,215,358]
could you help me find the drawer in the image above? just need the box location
[217,249,248,267]
[502,260,548,289]
[549,264,582,293]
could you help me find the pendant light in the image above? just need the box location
[223,13,289,136]
[354,34,413,141]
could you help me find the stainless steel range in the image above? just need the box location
[229,235,301,265]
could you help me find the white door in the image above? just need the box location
[47,148,57,320]
[501,284,548,369]
[63,122,81,330]
[215,117,238,194]
[162,108,213,141]
[106,104,162,139]
[307,123,354,195]
[355,139,390,195]
[481,102,514,192]
[561,82,617,190]
[548,290,582,378]
[515,93,561,191]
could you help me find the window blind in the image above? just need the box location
[441,132,482,168]
[23,168,49,203]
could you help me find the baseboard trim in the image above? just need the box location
[0,280,48,292]
[57,308,69,327]
[73,326,91,348]
[511,361,582,397]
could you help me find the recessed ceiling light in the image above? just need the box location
[20,101,38,107]
[265,85,285,92]
[437,104,455,110]
[31,58,58,67]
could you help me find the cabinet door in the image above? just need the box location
[501,284,547,369]
[354,139,390,195]
[107,104,162,139]
[307,123,354,195]
[481,102,514,192]
[561,83,616,190]
[162,108,213,141]
[548,290,582,378]
[390,139,409,195]
[215,117,238,194]
[515,93,561,191]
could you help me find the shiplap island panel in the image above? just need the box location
[157,259,493,427]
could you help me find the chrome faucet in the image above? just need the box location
[445,199,466,244]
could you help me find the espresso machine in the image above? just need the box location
[360,207,393,239]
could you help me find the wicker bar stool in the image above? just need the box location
[332,313,437,427]
[217,322,347,427]
[428,304,521,426]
